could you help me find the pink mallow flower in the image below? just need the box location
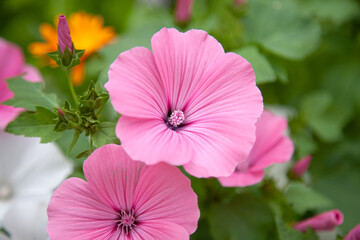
[291,155,312,178]
[0,38,42,130]
[175,0,194,23]
[293,209,344,232]
[218,110,294,187]
[105,28,263,178]
[57,15,73,54]
[47,144,200,239]
[345,224,360,240]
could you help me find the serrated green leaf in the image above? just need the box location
[284,183,333,214]
[234,46,276,84]
[5,106,63,143]
[4,77,58,111]
[92,122,120,148]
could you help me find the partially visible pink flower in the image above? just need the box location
[293,209,344,232]
[345,224,360,240]
[0,38,42,130]
[291,155,312,178]
[47,144,200,239]
[105,28,263,178]
[234,0,246,6]
[57,15,73,54]
[218,110,294,187]
[175,0,194,23]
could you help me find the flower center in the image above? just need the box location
[116,209,136,235]
[235,160,250,173]
[0,183,13,200]
[167,110,185,128]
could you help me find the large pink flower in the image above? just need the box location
[0,38,42,129]
[47,144,200,240]
[105,28,263,178]
[218,110,294,187]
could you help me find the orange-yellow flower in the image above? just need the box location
[29,12,116,86]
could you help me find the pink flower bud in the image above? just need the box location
[175,0,194,23]
[57,15,73,54]
[234,0,246,6]
[58,109,64,116]
[292,155,312,177]
[293,209,344,232]
[345,224,360,240]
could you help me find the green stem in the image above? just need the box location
[66,69,79,107]
[90,132,93,152]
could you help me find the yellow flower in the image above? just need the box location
[29,12,116,86]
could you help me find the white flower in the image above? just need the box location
[0,131,72,238]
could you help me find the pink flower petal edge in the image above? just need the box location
[293,209,344,232]
[0,38,42,130]
[218,110,294,187]
[106,28,263,178]
[47,144,200,239]
[345,224,360,240]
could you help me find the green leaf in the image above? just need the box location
[4,77,58,111]
[300,91,351,142]
[244,0,321,60]
[92,122,120,148]
[75,150,92,159]
[284,183,333,214]
[234,46,276,84]
[5,106,63,143]
[208,194,274,240]
[299,0,359,25]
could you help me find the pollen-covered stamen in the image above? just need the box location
[168,110,185,128]
[116,209,136,235]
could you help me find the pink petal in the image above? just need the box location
[0,105,22,130]
[151,28,224,111]
[22,65,43,83]
[132,221,189,240]
[132,162,199,234]
[106,47,167,119]
[291,155,312,178]
[218,170,265,187]
[345,224,360,240]
[249,110,294,171]
[47,178,118,240]
[0,38,24,82]
[116,116,193,166]
[293,209,344,232]
[83,144,145,211]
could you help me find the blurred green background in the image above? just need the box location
[1,0,360,239]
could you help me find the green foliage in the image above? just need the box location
[4,77,58,111]
[6,106,63,143]
[208,194,274,240]
[300,91,351,142]
[234,46,276,84]
[244,0,321,60]
[92,122,119,148]
[284,183,333,214]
